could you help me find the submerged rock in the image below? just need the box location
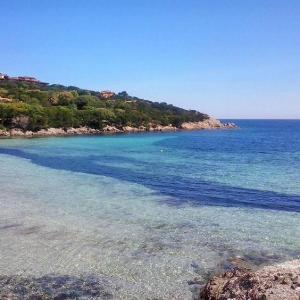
[0,274,115,300]
[199,259,300,300]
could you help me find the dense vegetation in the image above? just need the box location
[0,80,208,131]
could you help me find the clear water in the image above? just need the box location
[0,120,299,299]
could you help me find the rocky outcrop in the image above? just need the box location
[0,118,236,138]
[222,122,237,129]
[148,124,177,132]
[199,259,300,300]
[181,118,236,130]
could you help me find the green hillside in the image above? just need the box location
[0,79,208,131]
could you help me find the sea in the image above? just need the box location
[0,120,299,299]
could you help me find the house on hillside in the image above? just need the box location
[99,90,115,99]
[0,73,46,83]
[17,76,39,83]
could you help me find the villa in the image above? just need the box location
[99,90,115,99]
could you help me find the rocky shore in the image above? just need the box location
[0,259,298,299]
[199,259,300,300]
[0,118,236,138]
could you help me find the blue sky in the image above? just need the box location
[1,0,299,118]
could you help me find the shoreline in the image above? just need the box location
[0,258,298,299]
[0,118,236,139]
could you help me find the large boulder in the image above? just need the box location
[102,125,121,133]
[199,259,300,300]
[9,129,25,136]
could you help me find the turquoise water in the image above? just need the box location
[0,120,299,299]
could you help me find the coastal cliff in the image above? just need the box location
[0,117,236,138]
[199,259,300,300]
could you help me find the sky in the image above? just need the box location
[0,0,299,119]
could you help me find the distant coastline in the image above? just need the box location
[0,73,237,138]
[0,117,236,138]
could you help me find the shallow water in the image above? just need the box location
[0,120,299,299]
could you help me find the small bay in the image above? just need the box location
[0,120,299,299]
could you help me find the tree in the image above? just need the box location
[57,91,75,106]
[117,91,129,99]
